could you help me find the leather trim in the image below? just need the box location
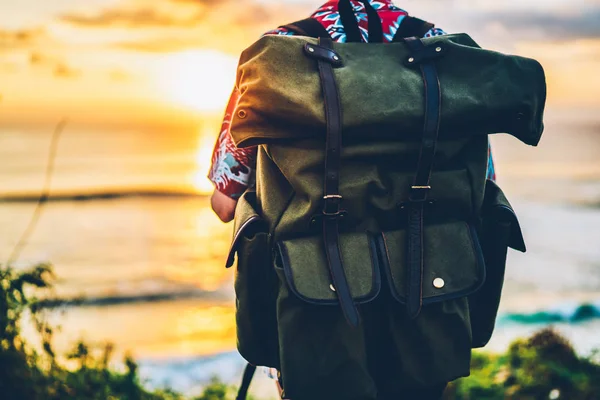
[495,205,526,252]
[403,36,443,319]
[303,42,343,67]
[316,37,360,327]
[406,203,424,318]
[483,180,526,252]
[226,215,264,268]
[226,190,268,269]
[377,231,398,303]
[406,38,442,193]
[404,45,447,67]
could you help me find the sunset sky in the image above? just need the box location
[1,0,599,130]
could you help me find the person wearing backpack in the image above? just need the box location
[209,1,545,399]
[209,0,497,224]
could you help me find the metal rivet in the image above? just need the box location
[433,278,445,289]
[329,284,336,292]
[333,55,339,61]
[237,110,247,119]
[435,46,442,52]
[408,57,415,63]
[308,46,315,53]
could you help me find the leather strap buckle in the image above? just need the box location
[409,185,431,202]
[323,194,343,216]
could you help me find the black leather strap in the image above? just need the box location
[404,43,447,67]
[304,42,343,66]
[235,363,256,400]
[403,37,442,319]
[392,16,435,42]
[316,37,360,328]
[338,0,363,42]
[285,2,383,43]
[281,17,330,38]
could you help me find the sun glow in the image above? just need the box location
[158,50,238,112]
[192,130,219,193]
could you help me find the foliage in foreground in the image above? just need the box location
[1,263,599,400]
[446,328,600,400]
[0,263,238,400]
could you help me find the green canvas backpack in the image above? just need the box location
[225,18,545,400]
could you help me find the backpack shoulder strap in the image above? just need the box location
[280,18,330,38]
[281,0,384,43]
[235,363,256,400]
[392,16,435,42]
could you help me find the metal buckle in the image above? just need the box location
[322,194,343,217]
[409,185,431,202]
[322,210,344,217]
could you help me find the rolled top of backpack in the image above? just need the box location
[230,33,546,148]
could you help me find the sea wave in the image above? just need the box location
[498,301,600,325]
[138,351,277,398]
[0,189,206,203]
[36,289,230,309]
[37,288,600,327]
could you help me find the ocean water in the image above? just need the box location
[1,108,599,398]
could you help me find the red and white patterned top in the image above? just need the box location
[208,0,496,198]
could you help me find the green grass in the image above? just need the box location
[445,329,600,399]
[1,263,599,399]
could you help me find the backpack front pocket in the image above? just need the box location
[226,190,279,368]
[376,220,486,305]
[274,232,381,305]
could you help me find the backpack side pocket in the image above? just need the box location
[469,180,526,348]
[226,190,279,368]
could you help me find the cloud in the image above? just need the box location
[113,30,264,54]
[27,51,80,78]
[53,63,80,79]
[29,52,49,65]
[102,1,304,53]
[0,63,19,74]
[115,37,201,53]
[58,0,306,33]
[167,0,227,4]
[391,0,600,45]
[0,28,46,50]
[108,69,133,82]
[473,9,600,41]
[60,7,202,28]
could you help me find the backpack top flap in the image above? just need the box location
[231,34,546,148]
